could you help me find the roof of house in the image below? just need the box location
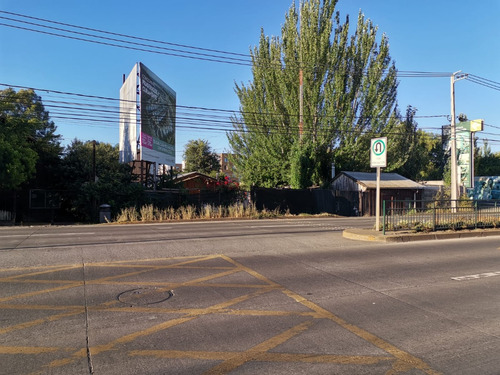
[337,171,424,189]
[174,171,217,182]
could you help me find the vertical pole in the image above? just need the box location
[450,74,458,210]
[470,132,475,189]
[382,200,386,235]
[375,166,381,231]
[299,69,303,141]
[93,140,97,182]
[92,140,97,221]
[433,201,436,231]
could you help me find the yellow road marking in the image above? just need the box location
[0,265,81,281]
[0,282,83,303]
[0,255,442,375]
[0,309,83,335]
[203,320,315,375]
[0,346,70,354]
[281,288,442,375]
[130,349,393,365]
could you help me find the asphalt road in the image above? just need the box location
[0,217,499,375]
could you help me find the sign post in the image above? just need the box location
[370,137,387,231]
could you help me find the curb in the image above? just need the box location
[342,228,500,243]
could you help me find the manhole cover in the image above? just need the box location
[117,288,173,306]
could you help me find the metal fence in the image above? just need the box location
[383,200,500,234]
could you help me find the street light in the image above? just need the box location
[450,71,468,209]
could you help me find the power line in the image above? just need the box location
[3,93,499,146]
[0,83,451,122]
[0,10,250,58]
[466,74,500,91]
[0,11,457,77]
[0,22,252,66]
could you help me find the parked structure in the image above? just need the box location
[331,171,424,216]
[174,172,218,194]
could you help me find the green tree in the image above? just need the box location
[0,88,61,190]
[229,0,404,188]
[183,139,220,174]
[60,140,143,221]
[414,130,446,181]
[388,108,445,181]
[475,141,500,176]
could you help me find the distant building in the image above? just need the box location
[219,153,236,180]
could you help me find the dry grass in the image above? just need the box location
[112,202,291,223]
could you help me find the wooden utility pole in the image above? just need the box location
[299,69,304,141]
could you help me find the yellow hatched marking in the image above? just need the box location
[281,287,441,375]
[130,349,393,365]
[0,346,71,354]
[44,277,276,370]
[222,256,442,375]
[0,304,82,311]
[202,320,314,375]
[0,255,442,375]
[0,309,83,335]
[0,282,83,303]
[0,265,81,283]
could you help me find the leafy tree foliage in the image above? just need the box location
[475,141,500,176]
[388,108,446,181]
[60,140,143,221]
[0,88,62,190]
[229,0,409,188]
[183,139,220,174]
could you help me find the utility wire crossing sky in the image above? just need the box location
[0,1,499,160]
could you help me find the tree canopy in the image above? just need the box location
[0,88,61,190]
[183,139,221,175]
[59,139,142,221]
[228,0,418,188]
[475,141,500,176]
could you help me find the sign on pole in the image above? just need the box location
[370,137,387,168]
[371,137,387,231]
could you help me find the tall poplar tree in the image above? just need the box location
[229,0,406,188]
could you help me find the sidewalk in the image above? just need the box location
[342,227,500,242]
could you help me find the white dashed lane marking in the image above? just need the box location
[451,271,500,281]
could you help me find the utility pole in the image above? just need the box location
[92,140,96,182]
[299,69,303,141]
[298,4,303,142]
[450,71,468,209]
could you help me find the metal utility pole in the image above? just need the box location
[450,71,468,209]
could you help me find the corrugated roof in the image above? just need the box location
[341,171,424,189]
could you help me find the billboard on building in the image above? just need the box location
[139,63,176,166]
[119,62,176,166]
[119,64,138,163]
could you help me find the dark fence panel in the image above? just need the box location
[250,187,352,215]
[144,189,241,210]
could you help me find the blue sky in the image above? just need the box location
[1,0,499,163]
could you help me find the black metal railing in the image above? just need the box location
[382,200,500,234]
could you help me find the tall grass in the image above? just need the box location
[112,202,289,223]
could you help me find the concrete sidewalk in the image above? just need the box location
[343,227,500,242]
